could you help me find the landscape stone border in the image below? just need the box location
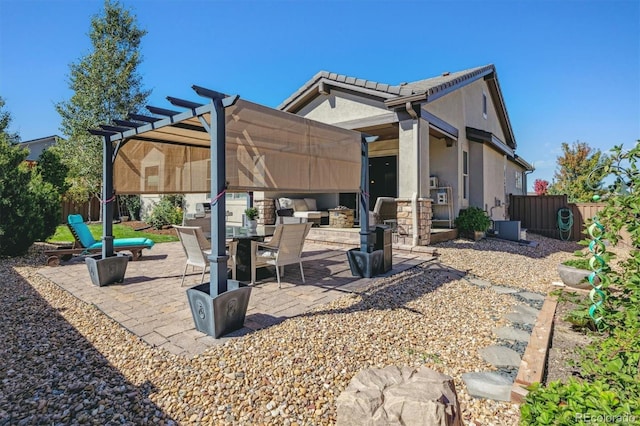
[510,294,558,403]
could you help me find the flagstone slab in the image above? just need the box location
[479,345,522,368]
[468,277,492,287]
[490,285,519,294]
[462,372,513,401]
[514,304,540,317]
[517,291,546,302]
[493,326,531,342]
[505,312,538,325]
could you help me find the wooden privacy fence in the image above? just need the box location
[60,198,100,223]
[508,195,606,241]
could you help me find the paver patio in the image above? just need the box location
[38,241,431,356]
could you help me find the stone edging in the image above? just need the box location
[510,294,558,403]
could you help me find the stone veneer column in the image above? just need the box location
[395,198,432,246]
[254,199,275,225]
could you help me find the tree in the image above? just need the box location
[0,97,19,145]
[533,179,549,195]
[548,141,608,202]
[55,0,150,212]
[36,145,70,195]
[0,100,60,256]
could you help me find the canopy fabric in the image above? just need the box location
[113,99,361,194]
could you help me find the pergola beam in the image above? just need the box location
[100,124,132,133]
[167,96,204,110]
[128,113,161,123]
[146,105,181,117]
[113,119,142,128]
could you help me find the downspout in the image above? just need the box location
[405,102,420,247]
[412,192,419,247]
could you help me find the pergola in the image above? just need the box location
[90,86,373,297]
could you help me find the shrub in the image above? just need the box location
[0,139,61,256]
[145,195,184,229]
[454,207,490,233]
[120,194,141,221]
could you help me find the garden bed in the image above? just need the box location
[545,293,593,385]
[119,220,177,236]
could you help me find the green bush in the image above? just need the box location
[145,195,184,229]
[120,194,141,220]
[454,206,490,233]
[0,139,61,256]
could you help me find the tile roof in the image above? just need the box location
[278,64,495,110]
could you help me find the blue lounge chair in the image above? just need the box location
[44,214,154,266]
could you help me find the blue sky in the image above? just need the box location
[1,0,638,191]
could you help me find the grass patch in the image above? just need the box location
[47,224,178,244]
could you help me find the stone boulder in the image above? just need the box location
[336,366,462,426]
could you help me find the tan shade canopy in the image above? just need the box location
[113,99,361,194]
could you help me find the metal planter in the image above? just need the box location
[347,248,384,278]
[187,280,252,338]
[85,255,129,286]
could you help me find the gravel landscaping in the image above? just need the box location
[1,234,583,425]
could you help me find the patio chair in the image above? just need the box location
[250,222,312,288]
[174,225,237,286]
[369,197,397,227]
[45,214,154,266]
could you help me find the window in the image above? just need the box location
[226,193,248,201]
[515,171,523,190]
[145,166,159,191]
[482,92,488,119]
[463,150,469,200]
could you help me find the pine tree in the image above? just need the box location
[548,141,608,202]
[55,0,150,210]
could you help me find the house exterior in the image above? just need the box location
[269,64,532,234]
[20,135,59,164]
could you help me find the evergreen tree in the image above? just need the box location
[548,141,608,202]
[55,0,150,209]
[0,99,60,256]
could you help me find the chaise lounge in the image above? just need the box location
[44,214,155,266]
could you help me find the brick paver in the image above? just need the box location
[38,241,432,357]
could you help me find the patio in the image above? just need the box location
[38,241,432,357]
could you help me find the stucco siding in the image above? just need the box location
[296,90,388,124]
[468,142,484,209]
[423,90,465,136]
[505,160,527,196]
[462,80,507,142]
[398,119,418,197]
[482,147,507,220]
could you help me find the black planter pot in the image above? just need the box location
[186,281,252,338]
[85,255,129,286]
[346,248,384,278]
